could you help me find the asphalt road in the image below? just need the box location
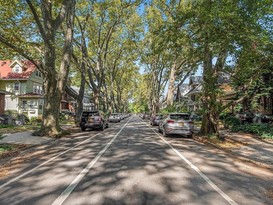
[0,115,272,205]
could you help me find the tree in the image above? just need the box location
[0,0,76,137]
[182,0,273,137]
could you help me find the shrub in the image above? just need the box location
[4,110,18,118]
[223,115,240,128]
[0,124,13,129]
[29,117,42,125]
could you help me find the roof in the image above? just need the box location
[178,84,190,96]
[0,89,12,95]
[186,84,202,96]
[217,73,231,84]
[0,60,37,80]
[189,76,202,85]
[17,92,43,98]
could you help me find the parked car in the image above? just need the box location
[80,110,108,131]
[253,113,273,123]
[235,112,254,124]
[158,113,194,137]
[150,114,163,126]
[190,113,202,121]
[109,113,121,123]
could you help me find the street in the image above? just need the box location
[0,115,272,205]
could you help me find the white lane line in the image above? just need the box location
[0,120,129,191]
[51,116,132,205]
[0,132,103,191]
[144,121,238,205]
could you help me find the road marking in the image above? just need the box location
[51,116,132,205]
[0,132,104,191]
[144,120,238,205]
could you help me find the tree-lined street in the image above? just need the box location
[0,115,272,204]
[0,1,273,204]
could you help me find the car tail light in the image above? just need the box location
[167,120,174,123]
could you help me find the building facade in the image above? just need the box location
[0,60,43,119]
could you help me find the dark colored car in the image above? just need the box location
[236,112,254,124]
[150,114,163,126]
[80,110,108,131]
[158,113,194,138]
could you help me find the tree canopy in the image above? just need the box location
[0,0,272,137]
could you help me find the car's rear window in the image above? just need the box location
[82,112,99,117]
[170,114,190,120]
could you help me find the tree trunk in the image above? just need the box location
[37,76,62,136]
[33,0,75,137]
[199,39,220,137]
[75,63,85,126]
[166,61,176,106]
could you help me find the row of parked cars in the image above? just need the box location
[235,112,273,124]
[79,110,130,131]
[149,113,195,138]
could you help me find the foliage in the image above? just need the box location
[4,110,18,118]
[160,102,188,114]
[0,124,13,129]
[0,144,13,152]
[29,117,42,125]
[222,115,241,128]
[231,123,273,139]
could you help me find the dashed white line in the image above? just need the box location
[51,117,132,205]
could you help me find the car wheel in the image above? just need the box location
[100,124,105,131]
[188,134,193,138]
[158,126,161,133]
[162,129,167,137]
[81,127,86,132]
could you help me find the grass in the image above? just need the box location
[0,124,40,136]
[0,144,14,152]
[0,143,28,159]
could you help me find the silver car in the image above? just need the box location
[158,113,194,137]
[109,113,121,123]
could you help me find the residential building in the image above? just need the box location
[61,86,95,114]
[0,60,43,119]
[185,76,203,112]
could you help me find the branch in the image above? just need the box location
[0,35,42,71]
[26,0,46,40]
[53,0,72,30]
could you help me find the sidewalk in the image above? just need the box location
[0,131,52,145]
[222,131,273,170]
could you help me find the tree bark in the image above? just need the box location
[166,61,177,106]
[199,39,220,137]
[34,0,75,137]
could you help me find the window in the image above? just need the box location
[14,65,20,73]
[36,70,42,78]
[22,101,27,109]
[28,100,37,109]
[14,82,20,91]
[33,84,43,94]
